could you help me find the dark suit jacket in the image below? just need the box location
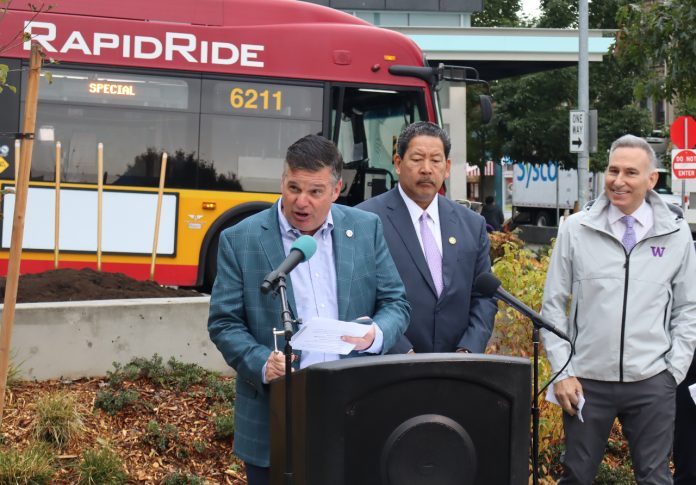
[208,201,409,467]
[358,188,497,353]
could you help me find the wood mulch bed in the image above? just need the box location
[0,269,245,483]
[2,376,245,484]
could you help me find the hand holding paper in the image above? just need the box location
[290,317,372,355]
[546,385,586,423]
[340,316,376,351]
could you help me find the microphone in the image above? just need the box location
[474,272,571,342]
[260,235,317,294]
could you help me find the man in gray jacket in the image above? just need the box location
[541,134,696,484]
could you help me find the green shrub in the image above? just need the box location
[593,462,636,485]
[33,391,84,448]
[163,357,210,390]
[192,440,207,455]
[143,420,187,458]
[213,410,234,441]
[161,472,205,485]
[0,442,55,484]
[106,355,212,391]
[488,230,525,262]
[106,355,166,388]
[104,362,139,389]
[204,374,235,404]
[93,389,140,415]
[77,447,128,485]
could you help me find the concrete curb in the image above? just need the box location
[1,296,233,380]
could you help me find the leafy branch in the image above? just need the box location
[0,0,53,92]
[615,0,696,113]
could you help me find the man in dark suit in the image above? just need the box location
[358,122,496,354]
[208,134,409,485]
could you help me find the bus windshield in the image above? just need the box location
[332,86,424,205]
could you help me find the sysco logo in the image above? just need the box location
[515,162,559,188]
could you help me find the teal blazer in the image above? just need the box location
[208,201,410,467]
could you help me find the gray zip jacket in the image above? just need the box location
[541,190,696,385]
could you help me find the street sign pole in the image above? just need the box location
[683,117,687,210]
[577,0,590,209]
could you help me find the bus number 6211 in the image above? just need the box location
[229,87,282,111]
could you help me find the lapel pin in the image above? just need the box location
[346,230,353,238]
[449,236,457,245]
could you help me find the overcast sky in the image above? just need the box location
[521,0,541,18]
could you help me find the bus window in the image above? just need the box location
[199,79,323,193]
[364,104,420,176]
[22,67,201,187]
[331,86,424,205]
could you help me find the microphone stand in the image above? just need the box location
[530,320,541,485]
[478,274,573,485]
[268,272,298,485]
[528,314,572,485]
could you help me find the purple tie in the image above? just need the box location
[419,212,443,296]
[621,215,637,252]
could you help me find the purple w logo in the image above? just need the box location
[651,246,666,257]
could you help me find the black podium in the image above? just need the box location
[270,353,531,485]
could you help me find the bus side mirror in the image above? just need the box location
[480,95,493,124]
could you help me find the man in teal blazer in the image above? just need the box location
[208,134,409,485]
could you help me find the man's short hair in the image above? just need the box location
[396,121,451,159]
[609,134,658,170]
[285,134,343,184]
[485,195,495,204]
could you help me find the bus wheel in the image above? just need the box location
[203,234,221,293]
[202,212,257,292]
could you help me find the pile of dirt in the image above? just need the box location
[0,268,203,303]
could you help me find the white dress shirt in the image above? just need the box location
[397,184,443,255]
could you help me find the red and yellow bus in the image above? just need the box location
[0,0,484,289]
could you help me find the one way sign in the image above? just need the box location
[569,110,586,153]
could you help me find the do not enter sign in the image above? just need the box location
[672,149,696,179]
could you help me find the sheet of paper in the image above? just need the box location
[546,384,586,423]
[290,317,371,355]
[690,383,696,405]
